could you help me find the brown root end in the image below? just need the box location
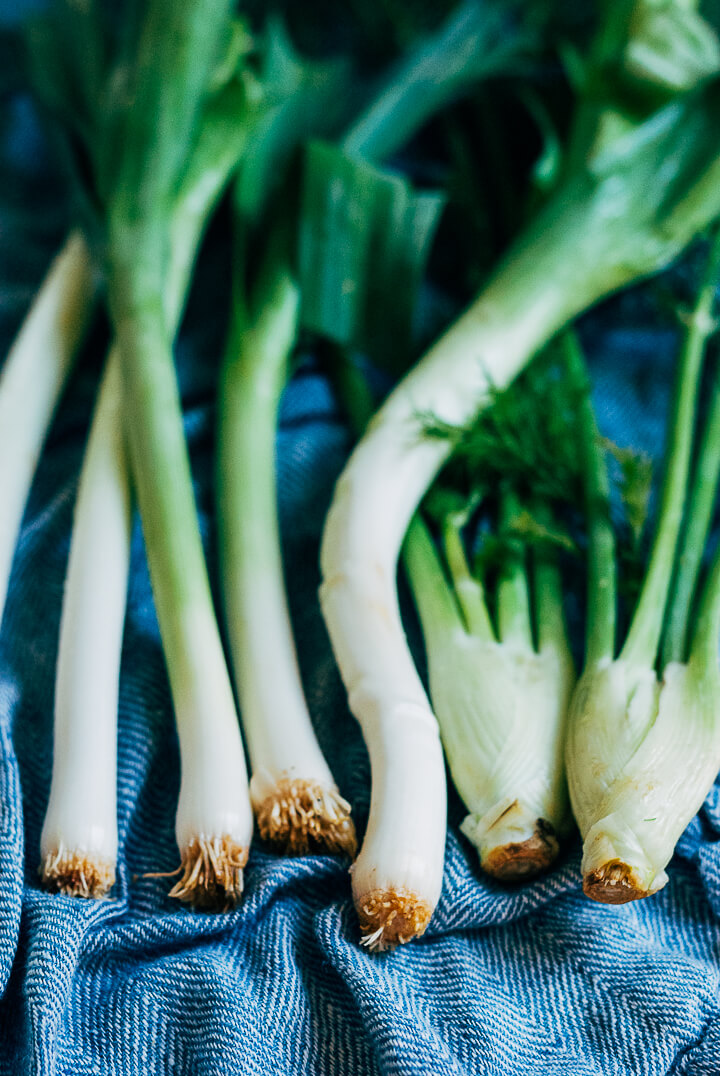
[357,889,432,952]
[168,835,248,912]
[40,849,115,899]
[255,778,357,859]
[482,819,559,882]
[583,860,649,904]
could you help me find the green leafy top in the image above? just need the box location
[604,438,653,547]
[419,341,656,589]
[421,351,587,507]
[28,1,253,249]
[299,142,445,371]
[567,0,720,167]
[235,19,350,223]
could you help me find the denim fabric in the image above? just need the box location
[3,32,720,1076]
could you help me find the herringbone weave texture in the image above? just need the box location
[2,14,720,1075]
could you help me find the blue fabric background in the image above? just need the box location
[3,13,720,1076]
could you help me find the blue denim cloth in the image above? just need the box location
[3,30,720,1076]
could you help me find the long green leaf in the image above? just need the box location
[299,141,444,370]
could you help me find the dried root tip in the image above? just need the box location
[40,848,115,899]
[583,860,650,904]
[168,835,248,912]
[482,819,559,882]
[357,889,432,952]
[254,778,357,858]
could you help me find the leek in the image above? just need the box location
[0,232,93,632]
[216,27,360,859]
[38,77,256,897]
[218,237,356,858]
[40,348,129,898]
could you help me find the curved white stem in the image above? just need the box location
[321,293,574,946]
[40,348,130,897]
[319,179,634,946]
[0,232,94,629]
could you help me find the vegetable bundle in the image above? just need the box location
[3,0,720,955]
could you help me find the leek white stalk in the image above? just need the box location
[109,249,252,909]
[50,153,233,908]
[320,88,720,947]
[93,0,257,909]
[566,229,720,903]
[40,348,129,897]
[403,504,574,882]
[39,64,258,900]
[0,231,93,629]
[218,252,356,858]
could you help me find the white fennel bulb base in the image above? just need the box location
[569,658,720,903]
[462,801,560,882]
[433,638,573,881]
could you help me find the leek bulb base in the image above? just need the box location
[251,773,356,858]
[167,835,248,911]
[355,887,433,952]
[39,845,116,900]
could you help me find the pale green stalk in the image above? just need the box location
[441,514,494,640]
[560,330,617,666]
[104,0,254,909]
[0,233,94,632]
[39,139,243,897]
[218,241,357,858]
[496,488,533,650]
[342,0,524,162]
[663,361,720,664]
[621,227,720,668]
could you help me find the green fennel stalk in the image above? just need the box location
[620,232,720,669]
[663,361,720,665]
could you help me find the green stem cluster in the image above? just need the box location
[574,226,720,677]
[621,233,720,668]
